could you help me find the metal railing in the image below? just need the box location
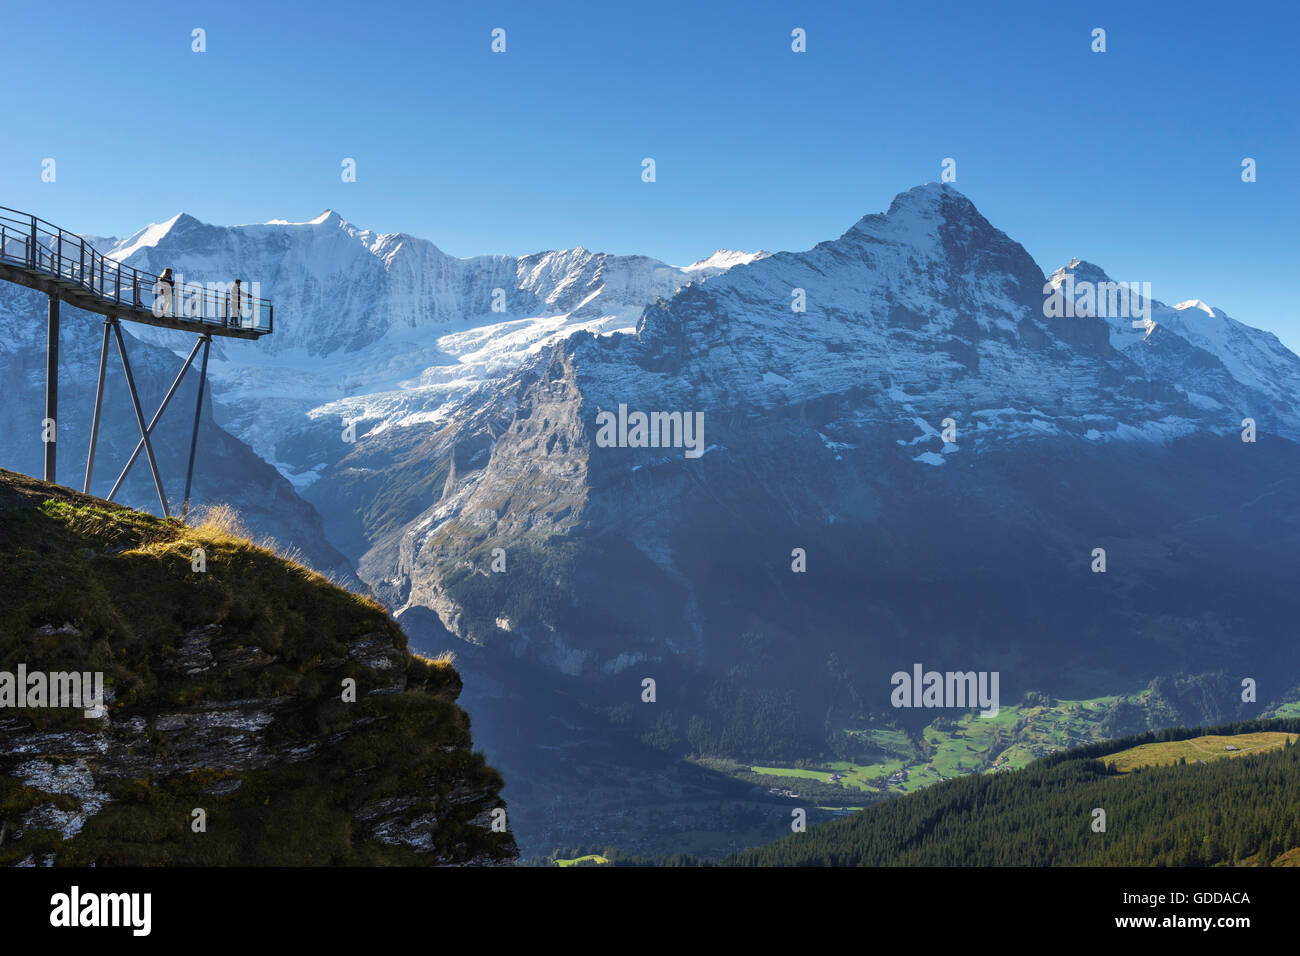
[0,205,273,335]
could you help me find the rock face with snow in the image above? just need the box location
[78,211,758,491]
[44,185,1300,726]
[3,204,737,578]
[354,185,1300,762]
[23,207,761,570]
[11,186,1300,856]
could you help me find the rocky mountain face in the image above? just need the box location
[8,185,1300,857]
[1,203,767,858]
[0,470,515,865]
[76,211,761,494]
[367,186,1300,805]
[6,204,760,580]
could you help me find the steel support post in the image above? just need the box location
[107,336,204,502]
[110,320,170,516]
[180,335,211,521]
[83,319,112,493]
[43,295,59,482]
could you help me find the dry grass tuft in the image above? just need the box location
[191,503,248,541]
[188,503,332,583]
[414,649,457,668]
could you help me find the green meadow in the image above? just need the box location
[737,692,1201,797]
[1106,732,1297,772]
[729,690,1300,807]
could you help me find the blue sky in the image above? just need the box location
[4,0,1298,347]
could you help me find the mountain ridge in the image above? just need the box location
[11,187,1300,856]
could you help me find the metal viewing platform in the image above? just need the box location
[0,205,276,518]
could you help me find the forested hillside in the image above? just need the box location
[715,720,1300,866]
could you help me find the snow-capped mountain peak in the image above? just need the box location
[682,249,771,276]
[1042,259,1300,415]
[1047,259,1111,287]
[884,180,962,211]
[73,208,763,485]
[1174,299,1223,318]
[264,209,342,227]
[370,184,1300,715]
[53,188,1300,501]
[104,213,191,261]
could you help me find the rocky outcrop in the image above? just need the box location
[0,469,516,866]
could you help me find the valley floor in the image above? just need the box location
[505,691,1300,864]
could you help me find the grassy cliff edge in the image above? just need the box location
[0,468,516,865]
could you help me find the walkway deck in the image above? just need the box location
[0,205,273,339]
